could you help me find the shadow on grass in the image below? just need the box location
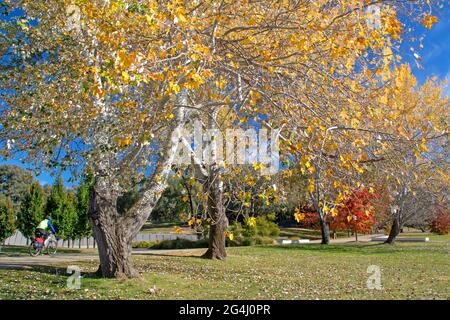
[0,263,65,274]
[0,262,105,281]
[260,242,417,255]
[135,250,207,260]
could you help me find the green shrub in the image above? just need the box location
[136,218,280,250]
[229,221,246,238]
[150,238,209,250]
[132,241,156,248]
[255,216,280,237]
[227,217,280,247]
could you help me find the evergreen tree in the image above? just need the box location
[16,182,45,240]
[61,190,78,246]
[45,175,67,237]
[75,170,94,242]
[0,164,36,212]
[0,196,15,242]
[45,176,80,245]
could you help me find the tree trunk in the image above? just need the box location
[318,213,330,244]
[85,91,188,278]
[202,173,228,260]
[92,220,137,278]
[86,237,89,249]
[89,179,138,279]
[385,217,400,244]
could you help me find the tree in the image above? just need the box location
[330,189,377,241]
[151,175,194,223]
[45,175,77,244]
[429,205,450,235]
[279,63,448,244]
[74,170,94,246]
[16,182,45,240]
[61,190,78,247]
[0,164,36,211]
[240,3,446,244]
[380,154,448,244]
[1,0,444,276]
[361,67,450,244]
[0,196,15,242]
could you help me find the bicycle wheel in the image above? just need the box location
[46,240,58,256]
[29,242,42,257]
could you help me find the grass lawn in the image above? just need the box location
[0,235,448,300]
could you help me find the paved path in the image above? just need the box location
[0,234,384,270]
[279,233,384,244]
[0,249,210,270]
[320,233,384,244]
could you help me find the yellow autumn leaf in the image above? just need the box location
[307,179,315,193]
[330,208,339,217]
[174,226,183,234]
[294,208,305,223]
[252,162,264,170]
[121,71,130,83]
[420,143,427,152]
[169,82,181,93]
[421,15,438,30]
[246,217,257,228]
[190,53,199,62]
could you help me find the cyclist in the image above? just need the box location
[36,216,58,241]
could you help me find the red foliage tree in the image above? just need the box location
[429,206,450,235]
[330,189,378,240]
[294,205,320,229]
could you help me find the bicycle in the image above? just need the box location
[29,232,59,257]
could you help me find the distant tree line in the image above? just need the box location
[0,165,93,247]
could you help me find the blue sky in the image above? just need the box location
[1,4,450,187]
[405,13,450,91]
